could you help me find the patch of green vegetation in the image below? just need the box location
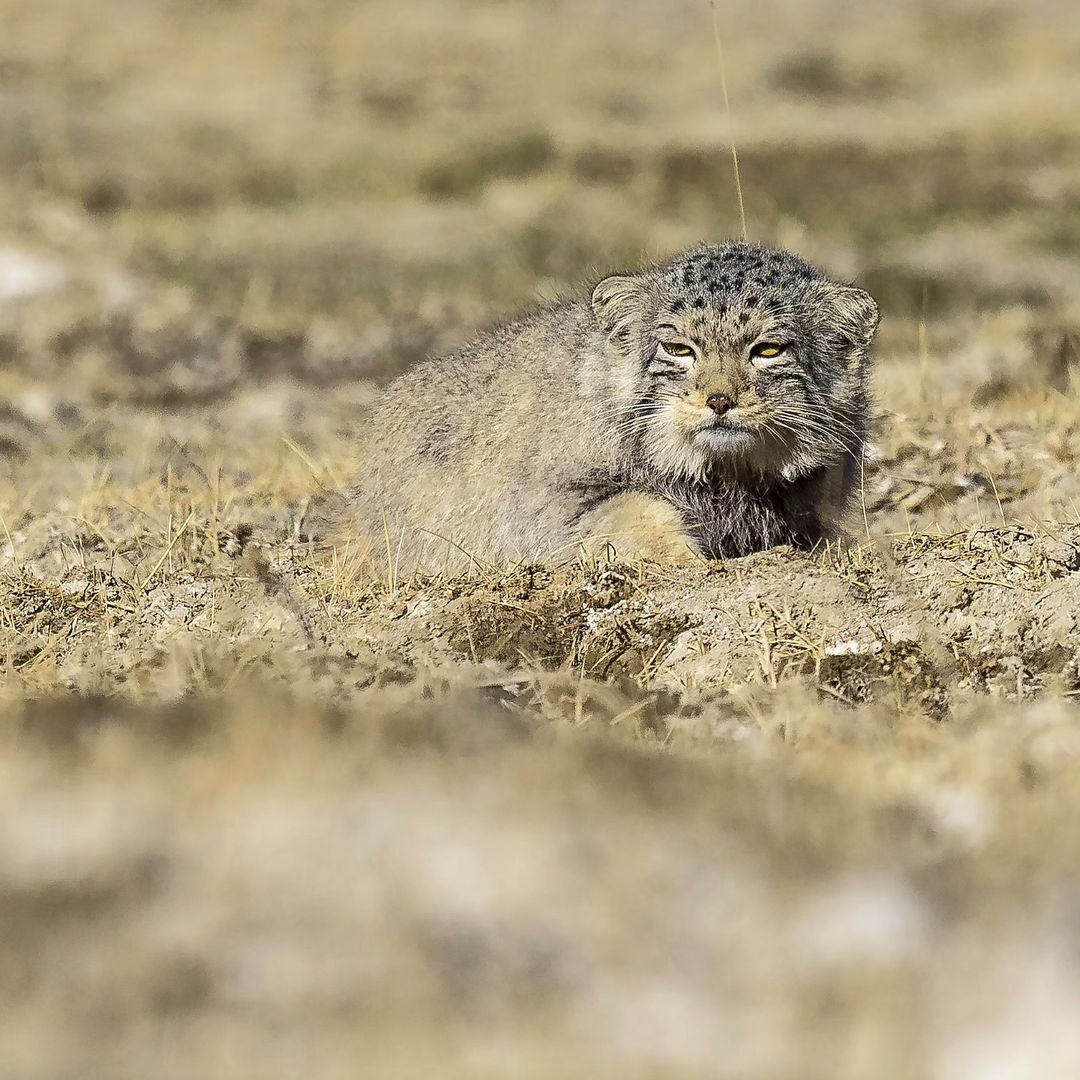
[856,264,1053,319]
[1022,210,1080,256]
[418,129,556,198]
[771,49,904,101]
[130,231,392,321]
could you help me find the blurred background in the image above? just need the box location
[3,1,1080,1077]
[3,0,1079,530]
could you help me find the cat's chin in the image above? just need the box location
[693,423,757,455]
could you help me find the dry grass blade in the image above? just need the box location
[138,510,194,590]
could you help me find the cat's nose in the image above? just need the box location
[706,393,734,415]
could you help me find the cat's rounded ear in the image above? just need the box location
[829,284,880,352]
[591,274,646,342]
[810,281,879,368]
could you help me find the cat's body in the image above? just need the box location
[335,242,879,572]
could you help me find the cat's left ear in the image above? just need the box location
[591,274,646,344]
[828,284,880,355]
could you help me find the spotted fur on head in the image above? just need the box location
[592,241,879,488]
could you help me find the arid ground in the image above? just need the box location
[2,0,1080,1076]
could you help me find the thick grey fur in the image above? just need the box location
[334,242,880,572]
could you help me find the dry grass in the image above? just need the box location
[2,0,1080,1076]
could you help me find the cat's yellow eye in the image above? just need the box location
[750,342,786,359]
[661,341,694,358]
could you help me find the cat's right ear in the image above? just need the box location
[591,274,645,343]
